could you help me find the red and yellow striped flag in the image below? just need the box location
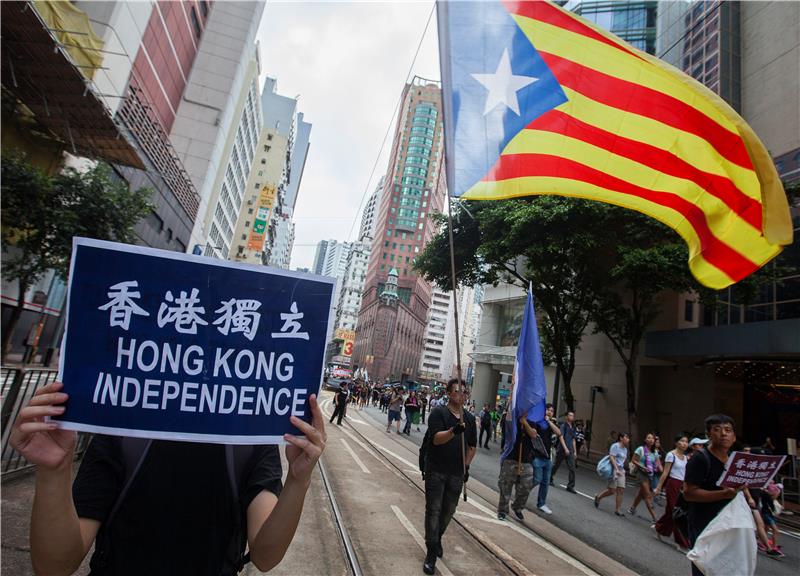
[439,1,793,290]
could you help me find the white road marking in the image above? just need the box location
[557,483,594,500]
[457,510,508,526]
[340,438,370,474]
[779,529,800,540]
[466,498,601,576]
[391,505,454,576]
[348,418,367,424]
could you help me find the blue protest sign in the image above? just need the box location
[55,238,336,444]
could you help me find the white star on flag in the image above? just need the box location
[471,49,538,116]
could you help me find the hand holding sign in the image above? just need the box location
[9,381,77,470]
[284,394,326,485]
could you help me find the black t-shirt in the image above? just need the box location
[335,389,348,406]
[73,436,283,576]
[535,420,554,454]
[426,406,477,476]
[684,448,731,538]
[503,425,535,464]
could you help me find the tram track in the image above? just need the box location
[335,410,525,576]
[317,458,364,576]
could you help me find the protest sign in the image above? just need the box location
[716,451,786,489]
[55,238,336,444]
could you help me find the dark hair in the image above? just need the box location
[617,432,629,441]
[705,414,736,433]
[674,433,688,444]
[545,403,554,410]
[446,378,465,392]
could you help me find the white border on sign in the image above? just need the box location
[55,237,338,443]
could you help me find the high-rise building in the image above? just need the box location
[312,240,329,275]
[359,176,385,245]
[353,77,447,382]
[229,78,300,266]
[657,1,742,111]
[419,287,457,381]
[168,1,265,257]
[320,240,353,279]
[567,0,658,54]
[334,240,370,332]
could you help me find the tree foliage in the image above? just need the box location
[1,154,152,359]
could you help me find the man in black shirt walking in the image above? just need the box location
[329,382,349,426]
[422,378,477,575]
[684,414,741,576]
[550,410,578,493]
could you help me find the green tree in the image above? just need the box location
[415,197,610,413]
[1,155,152,360]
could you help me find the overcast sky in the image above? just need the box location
[256,1,440,270]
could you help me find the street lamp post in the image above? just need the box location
[588,385,605,456]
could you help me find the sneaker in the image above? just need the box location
[650,524,663,542]
[614,511,625,517]
[627,506,636,516]
[423,550,437,575]
[757,542,767,553]
[538,505,553,515]
[497,511,507,520]
[513,509,525,521]
[566,487,578,494]
[593,495,600,509]
[766,548,785,559]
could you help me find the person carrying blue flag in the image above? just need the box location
[498,289,564,516]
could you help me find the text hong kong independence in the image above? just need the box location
[94,280,311,418]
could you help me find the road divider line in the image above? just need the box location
[457,510,508,526]
[391,505,454,576]
[557,483,594,500]
[341,438,370,474]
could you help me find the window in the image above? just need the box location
[241,235,246,241]
[258,170,263,176]
[255,183,260,189]
[392,242,397,248]
[386,230,392,237]
[384,241,389,247]
[267,134,273,141]
[190,7,202,38]
[245,221,250,227]
[248,208,253,214]
[261,159,266,165]
[684,300,694,322]
[383,253,387,259]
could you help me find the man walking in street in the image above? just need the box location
[683,414,742,576]
[497,416,537,520]
[478,404,492,449]
[422,379,477,575]
[386,386,404,434]
[550,410,578,493]
[328,382,349,426]
[531,403,566,515]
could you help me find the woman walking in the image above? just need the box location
[652,434,690,549]
[628,433,659,522]
[403,391,420,435]
[594,432,629,516]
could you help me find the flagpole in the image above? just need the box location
[446,191,467,502]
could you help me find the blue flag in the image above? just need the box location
[501,289,548,461]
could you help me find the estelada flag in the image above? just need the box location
[438,0,793,290]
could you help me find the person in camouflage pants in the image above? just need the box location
[497,417,537,520]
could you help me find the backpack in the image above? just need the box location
[419,427,433,480]
[92,437,254,576]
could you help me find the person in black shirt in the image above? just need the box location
[531,403,567,515]
[329,382,349,426]
[497,417,537,520]
[9,380,327,576]
[422,378,477,575]
[683,414,742,576]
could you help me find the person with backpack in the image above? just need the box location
[683,414,745,576]
[9,380,327,576]
[329,382,349,426]
[421,378,476,575]
[478,404,492,449]
[594,432,630,516]
[652,433,691,549]
[627,432,660,522]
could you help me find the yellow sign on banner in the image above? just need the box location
[247,185,276,251]
[334,329,356,357]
